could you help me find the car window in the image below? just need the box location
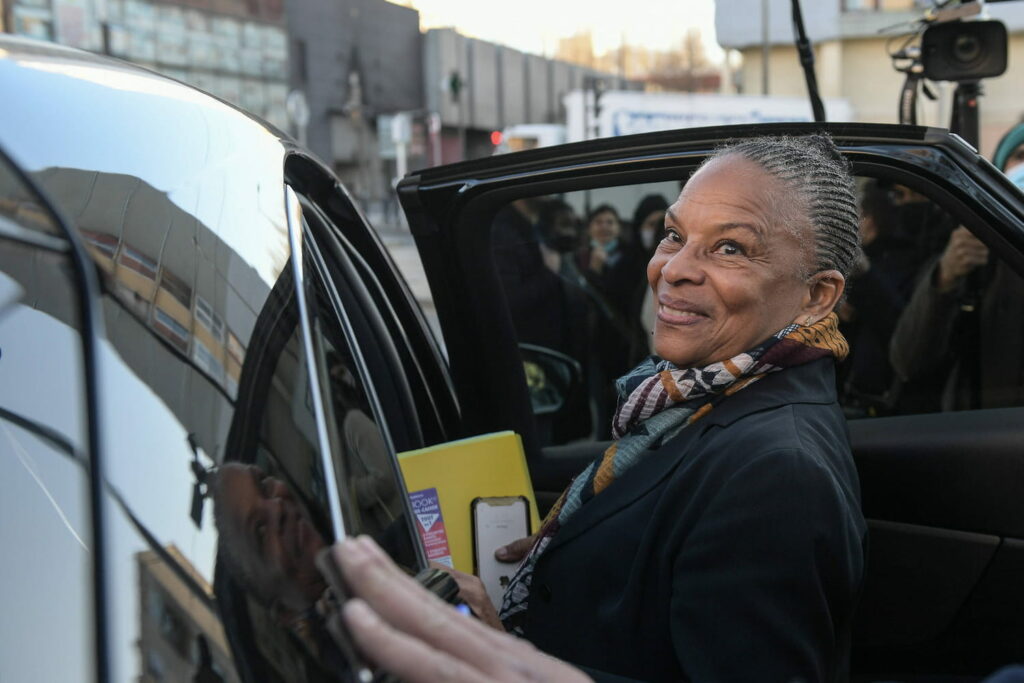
[489,174,1024,447]
[304,266,420,571]
[845,176,1024,416]
[0,155,92,680]
[287,170,457,450]
[489,181,678,443]
[211,265,348,682]
[209,217,422,680]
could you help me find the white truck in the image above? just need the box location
[564,90,854,143]
[494,90,853,154]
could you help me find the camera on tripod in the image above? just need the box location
[890,1,1012,145]
[921,18,1007,82]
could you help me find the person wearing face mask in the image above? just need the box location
[576,204,648,438]
[889,121,1024,410]
[834,180,923,415]
[631,194,670,260]
[630,194,670,355]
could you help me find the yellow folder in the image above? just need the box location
[398,431,540,574]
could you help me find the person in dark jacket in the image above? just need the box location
[576,204,648,436]
[326,135,867,683]
[889,121,1024,410]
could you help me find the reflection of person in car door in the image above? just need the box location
[327,135,868,683]
[889,121,1024,410]
[212,462,368,677]
[213,463,328,618]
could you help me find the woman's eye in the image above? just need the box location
[662,230,682,244]
[714,241,745,256]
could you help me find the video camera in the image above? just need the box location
[921,15,1007,81]
[889,1,1013,144]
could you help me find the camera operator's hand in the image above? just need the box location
[937,227,988,293]
[332,536,593,683]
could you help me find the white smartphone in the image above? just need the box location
[472,496,531,609]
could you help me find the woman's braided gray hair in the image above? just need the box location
[707,134,860,280]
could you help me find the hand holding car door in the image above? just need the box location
[334,536,593,683]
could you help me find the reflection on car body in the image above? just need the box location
[0,34,439,682]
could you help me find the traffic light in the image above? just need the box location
[490,130,503,146]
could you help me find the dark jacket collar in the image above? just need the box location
[546,358,839,552]
[702,357,838,428]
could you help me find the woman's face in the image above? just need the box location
[647,156,814,368]
[588,209,620,245]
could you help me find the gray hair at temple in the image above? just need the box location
[706,134,861,281]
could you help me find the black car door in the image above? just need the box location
[397,121,1024,679]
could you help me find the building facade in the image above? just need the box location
[716,0,1024,157]
[285,0,423,218]
[2,0,290,130]
[423,27,639,163]
[2,0,639,227]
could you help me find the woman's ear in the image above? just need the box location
[797,270,846,325]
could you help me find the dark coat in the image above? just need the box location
[889,258,1024,410]
[522,358,866,683]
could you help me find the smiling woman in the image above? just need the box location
[331,135,868,683]
[649,139,856,369]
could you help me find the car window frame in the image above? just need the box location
[292,191,429,571]
[285,153,460,446]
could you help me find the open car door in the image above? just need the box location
[397,121,1024,679]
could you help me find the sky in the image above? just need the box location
[404,0,725,63]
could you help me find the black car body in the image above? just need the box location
[2,34,1024,681]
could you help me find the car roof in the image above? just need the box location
[0,33,290,140]
[0,34,296,289]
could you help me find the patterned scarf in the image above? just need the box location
[498,313,848,634]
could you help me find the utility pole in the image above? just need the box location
[761,0,771,95]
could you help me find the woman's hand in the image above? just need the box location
[428,562,504,631]
[331,536,593,683]
[495,534,536,563]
